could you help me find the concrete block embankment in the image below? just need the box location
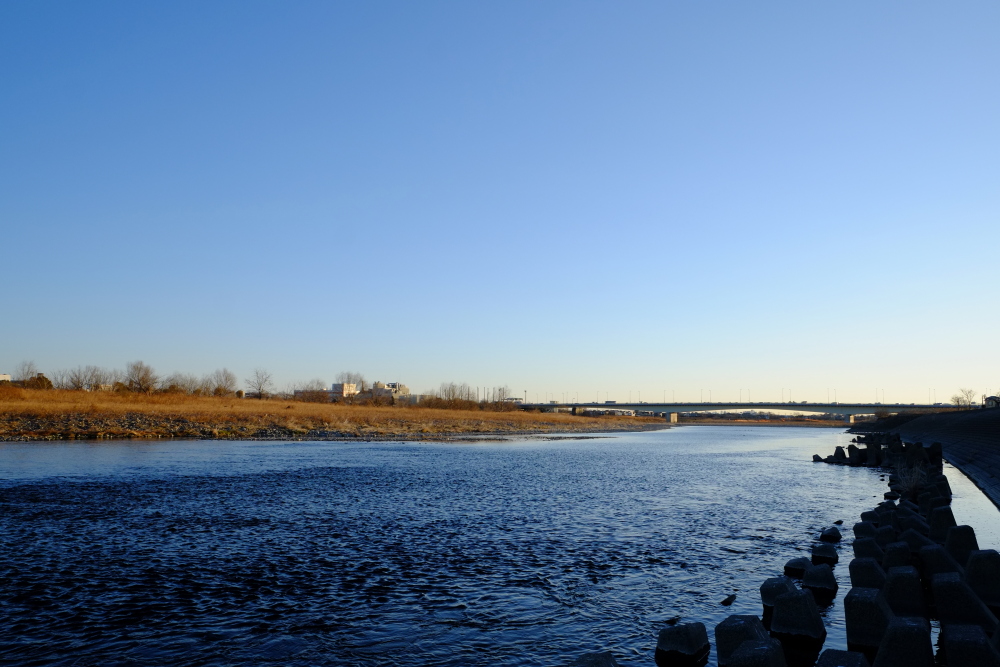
[885,409,1000,508]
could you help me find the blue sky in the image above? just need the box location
[2,1,998,403]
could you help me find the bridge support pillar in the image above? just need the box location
[847,415,856,424]
[667,412,679,423]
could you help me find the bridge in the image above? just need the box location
[519,401,947,422]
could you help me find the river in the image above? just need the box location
[1,426,997,666]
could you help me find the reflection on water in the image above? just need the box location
[0,427,996,666]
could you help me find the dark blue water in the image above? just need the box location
[1,427,996,666]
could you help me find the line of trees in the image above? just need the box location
[951,387,980,408]
[4,360,248,397]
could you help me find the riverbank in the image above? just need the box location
[678,418,848,428]
[0,388,665,441]
[851,408,1000,508]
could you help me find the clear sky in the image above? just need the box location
[2,1,998,404]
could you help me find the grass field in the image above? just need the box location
[0,387,662,440]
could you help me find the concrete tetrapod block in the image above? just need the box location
[760,577,797,629]
[854,522,877,540]
[834,446,847,462]
[848,444,864,466]
[815,649,871,667]
[853,538,885,561]
[939,624,1000,667]
[882,566,927,618]
[871,617,933,667]
[802,564,839,605]
[897,515,931,536]
[966,550,1000,614]
[783,557,810,579]
[850,558,887,590]
[918,492,934,517]
[932,572,1000,635]
[655,623,710,667]
[930,495,950,509]
[844,587,894,655]
[898,528,935,554]
[874,526,896,549]
[770,588,826,666]
[570,652,621,667]
[820,527,842,543]
[715,615,770,666]
[918,544,964,579]
[946,525,980,567]
[929,506,957,543]
[728,639,787,667]
[770,589,827,637]
[933,473,952,496]
[812,543,839,566]
[860,511,880,526]
[880,541,910,570]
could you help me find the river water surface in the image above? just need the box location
[1,426,997,666]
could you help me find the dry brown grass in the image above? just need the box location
[0,388,662,440]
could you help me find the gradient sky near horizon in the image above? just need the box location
[2,1,999,404]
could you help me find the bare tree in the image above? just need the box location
[161,372,199,393]
[951,388,979,408]
[336,371,367,391]
[124,361,159,393]
[13,361,39,382]
[292,378,330,402]
[437,382,475,401]
[246,368,274,399]
[65,366,89,390]
[63,365,111,391]
[206,368,238,396]
[49,368,69,389]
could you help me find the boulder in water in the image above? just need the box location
[728,638,786,667]
[812,543,839,566]
[655,623,710,667]
[783,557,810,579]
[820,527,842,543]
[714,615,769,666]
[570,653,621,667]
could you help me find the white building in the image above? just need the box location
[331,383,359,399]
[372,381,410,398]
[0,374,11,383]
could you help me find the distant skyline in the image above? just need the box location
[2,2,999,404]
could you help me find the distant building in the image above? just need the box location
[331,383,359,399]
[0,374,11,383]
[372,381,410,398]
[582,408,635,416]
[986,396,1000,409]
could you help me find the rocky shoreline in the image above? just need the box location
[0,411,668,442]
[569,432,1000,667]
